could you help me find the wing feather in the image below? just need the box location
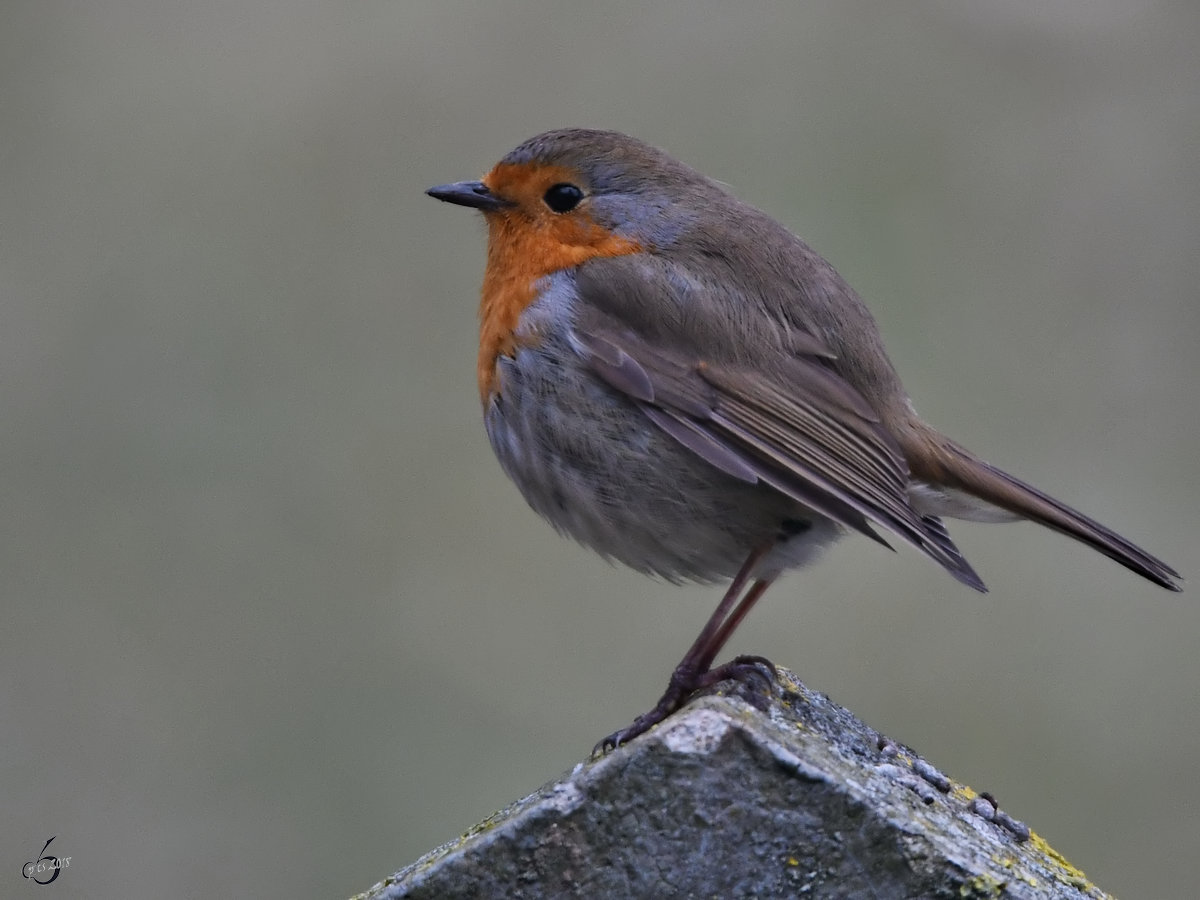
[571,314,986,592]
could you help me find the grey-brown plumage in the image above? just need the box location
[427,128,1180,749]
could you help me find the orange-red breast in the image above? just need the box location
[427,128,1180,750]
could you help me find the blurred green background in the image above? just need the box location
[3,1,1197,897]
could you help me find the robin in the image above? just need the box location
[426,128,1181,751]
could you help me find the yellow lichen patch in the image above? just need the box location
[953,784,978,803]
[959,873,1006,898]
[991,855,1041,889]
[1029,831,1093,890]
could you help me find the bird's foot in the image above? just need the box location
[593,655,777,756]
[695,654,776,694]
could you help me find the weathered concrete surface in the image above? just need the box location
[353,668,1111,899]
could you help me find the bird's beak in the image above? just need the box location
[425,180,512,211]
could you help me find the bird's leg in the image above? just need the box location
[691,576,777,691]
[695,576,775,673]
[595,544,778,754]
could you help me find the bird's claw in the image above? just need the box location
[592,655,777,756]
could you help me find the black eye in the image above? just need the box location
[543,183,584,213]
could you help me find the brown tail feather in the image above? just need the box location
[907,433,1181,591]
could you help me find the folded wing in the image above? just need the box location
[571,311,987,592]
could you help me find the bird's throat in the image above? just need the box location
[477,212,640,404]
